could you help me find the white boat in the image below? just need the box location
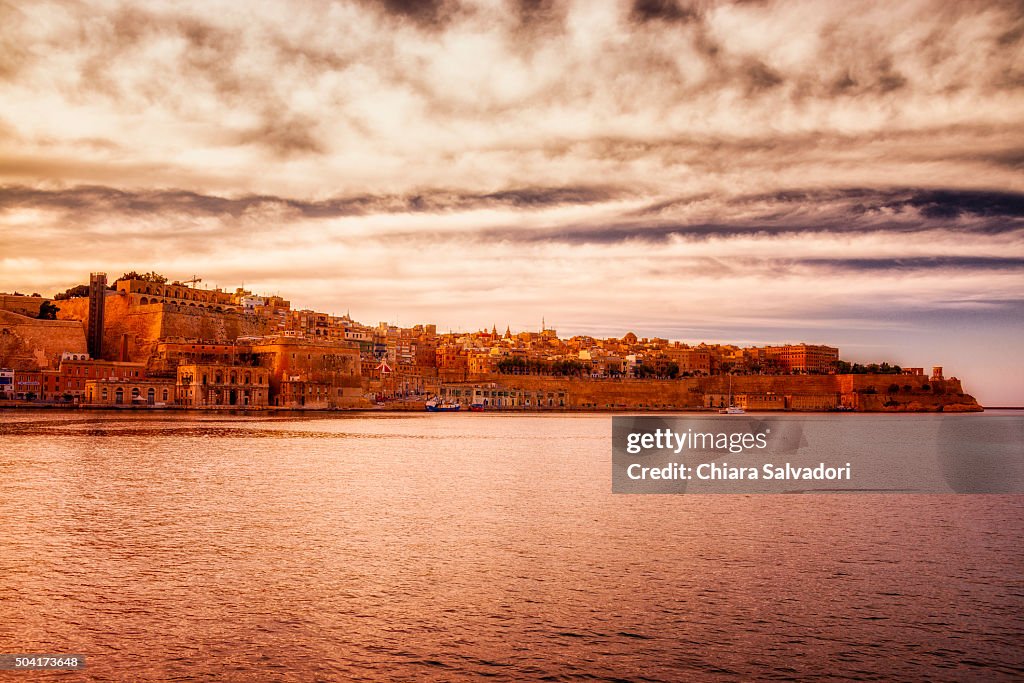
[719,374,745,414]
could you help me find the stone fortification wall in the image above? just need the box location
[444,373,981,412]
[59,294,269,365]
[0,294,47,318]
[0,309,87,369]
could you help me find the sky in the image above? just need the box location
[0,0,1022,404]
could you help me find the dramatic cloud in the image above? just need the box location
[1,0,1022,402]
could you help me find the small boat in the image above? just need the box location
[469,403,485,412]
[719,374,745,414]
[425,399,461,412]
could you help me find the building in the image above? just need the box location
[13,370,43,400]
[115,278,236,310]
[176,363,270,408]
[663,345,712,375]
[85,378,176,406]
[761,344,839,373]
[277,378,332,408]
[249,337,361,396]
[43,359,147,400]
[151,341,254,375]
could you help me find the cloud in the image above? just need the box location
[0,183,628,219]
[1,0,1022,195]
[629,0,701,24]
[793,256,1024,272]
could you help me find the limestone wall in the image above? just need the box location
[0,309,87,369]
[0,294,47,318]
[59,293,270,365]
[441,372,981,412]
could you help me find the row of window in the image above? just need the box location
[138,296,225,311]
[95,386,170,403]
[181,372,266,385]
[135,285,228,303]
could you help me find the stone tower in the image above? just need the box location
[87,272,106,359]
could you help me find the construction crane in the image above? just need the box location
[183,275,202,288]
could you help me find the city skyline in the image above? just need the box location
[1,0,1022,404]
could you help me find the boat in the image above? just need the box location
[718,374,746,414]
[469,402,485,412]
[425,398,461,412]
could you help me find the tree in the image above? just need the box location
[37,301,60,320]
[117,271,168,284]
[831,360,852,374]
[54,284,90,300]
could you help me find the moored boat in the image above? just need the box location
[425,398,461,412]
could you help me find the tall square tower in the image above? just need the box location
[87,272,107,359]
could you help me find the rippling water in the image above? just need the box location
[1,410,1022,681]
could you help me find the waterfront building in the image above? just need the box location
[43,359,147,400]
[0,368,12,397]
[85,378,176,406]
[12,370,43,400]
[176,363,270,408]
[276,378,336,408]
[248,337,361,392]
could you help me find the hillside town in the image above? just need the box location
[0,272,980,412]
